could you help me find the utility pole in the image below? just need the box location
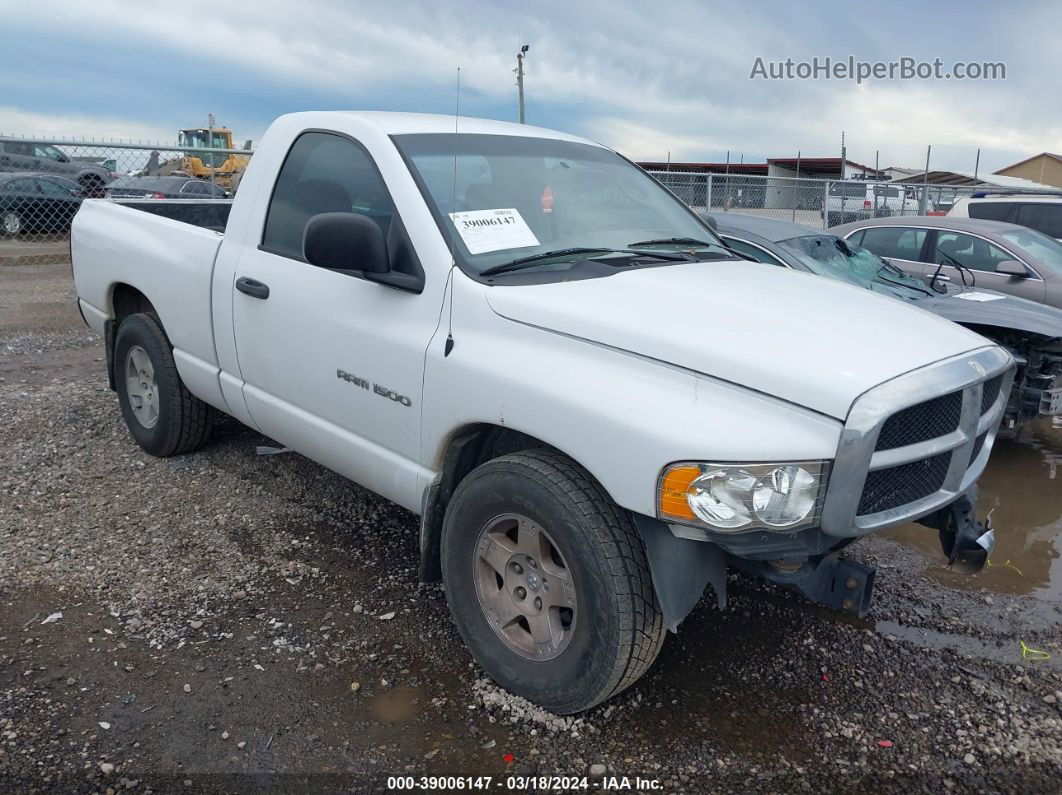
[973,148,981,182]
[921,145,931,213]
[207,112,216,192]
[515,45,530,123]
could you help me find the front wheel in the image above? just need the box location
[441,449,666,714]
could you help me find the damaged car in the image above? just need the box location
[707,212,1062,436]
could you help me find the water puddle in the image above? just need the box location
[367,684,423,722]
[885,417,1062,600]
[875,620,1059,670]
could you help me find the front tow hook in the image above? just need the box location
[918,488,996,574]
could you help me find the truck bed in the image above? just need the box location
[71,199,228,409]
[110,198,232,233]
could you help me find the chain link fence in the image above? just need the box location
[646,169,1057,229]
[0,136,254,262]
[2,134,1058,264]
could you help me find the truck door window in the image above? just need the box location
[262,132,393,260]
[859,227,926,260]
[933,232,1011,272]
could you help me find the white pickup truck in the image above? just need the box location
[72,111,1015,714]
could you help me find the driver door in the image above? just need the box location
[229,131,442,509]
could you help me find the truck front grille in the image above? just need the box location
[853,366,1010,519]
[980,375,1003,416]
[875,391,962,451]
[857,452,951,515]
[820,346,1016,537]
[968,431,988,467]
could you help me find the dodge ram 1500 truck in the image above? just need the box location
[72,111,1015,714]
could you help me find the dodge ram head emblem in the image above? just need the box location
[968,361,987,377]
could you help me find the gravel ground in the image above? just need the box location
[1,262,1060,793]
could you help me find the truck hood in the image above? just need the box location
[485,262,990,420]
[917,288,1062,341]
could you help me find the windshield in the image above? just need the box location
[393,133,725,274]
[999,228,1062,274]
[778,235,930,296]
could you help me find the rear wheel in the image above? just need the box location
[113,313,214,457]
[1,210,21,236]
[441,449,666,714]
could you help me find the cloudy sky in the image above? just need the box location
[1,0,1058,172]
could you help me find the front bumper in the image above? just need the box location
[640,347,1016,629]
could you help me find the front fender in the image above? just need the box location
[422,286,843,519]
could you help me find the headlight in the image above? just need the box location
[658,461,829,533]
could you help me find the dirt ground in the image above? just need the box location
[1,262,1060,794]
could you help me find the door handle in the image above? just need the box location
[933,274,952,281]
[235,276,270,299]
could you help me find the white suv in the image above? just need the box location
[949,194,1062,240]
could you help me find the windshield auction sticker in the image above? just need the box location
[449,208,540,255]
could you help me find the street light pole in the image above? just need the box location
[516,44,529,123]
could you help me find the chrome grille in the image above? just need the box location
[820,346,1016,537]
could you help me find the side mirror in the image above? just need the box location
[996,260,1027,278]
[303,212,389,275]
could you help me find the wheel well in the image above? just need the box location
[418,424,555,582]
[105,284,158,391]
[112,283,156,325]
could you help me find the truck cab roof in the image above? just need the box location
[276,110,603,145]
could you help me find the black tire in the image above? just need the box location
[441,449,666,714]
[113,312,214,457]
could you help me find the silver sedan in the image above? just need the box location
[829,215,1062,309]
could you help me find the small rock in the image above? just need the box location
[352,604,364,614]
[66,677,76,686]
[189,620,204,630]
[237,741,246,750]
[234,590,247,600]
[590,764,607,777]
[350,682,361,693]
[378,612,396,621]
[183,684,192,693]
[1043,694,1057,704]
[99,721,111,730]
[964,753,976,765]
[221,731,230,740]
[424,748,439,759]
[100,762,115,775]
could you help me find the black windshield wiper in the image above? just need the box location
[480,247,687,277]
[628,237,721,250]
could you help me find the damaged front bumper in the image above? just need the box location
[637,488,996,631]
